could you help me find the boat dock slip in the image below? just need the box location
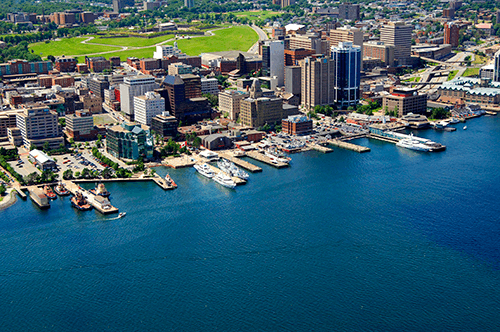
[245,151,289,168]
[218,153,262,173]
[310,144,333,153]
[203,163,246,186]
[327,139,371,153]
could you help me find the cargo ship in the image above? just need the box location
[43,185,57,199]
[71,191,92,211]
[53,182,70,196]
[89,183,110,197]
[29,187,50,209]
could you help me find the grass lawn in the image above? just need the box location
[90,34,174,47]
[165,26,258,56]
[463,68,480,77]
[29,37,121,58]
[447,70,458,81]
[76,47,156,63]
[233,10,281,21]
[473,55,487,65]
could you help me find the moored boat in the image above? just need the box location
[53,182,70,196]
[194,163,215,178]
[71,191,92,211]
[43,185,57,199]
[165,174,177,187]
[89,183,110,197]
[396,133,432,152]
[213,172,236,189]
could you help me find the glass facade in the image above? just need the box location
[331,42,361,107]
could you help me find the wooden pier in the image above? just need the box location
[327,139,371,153]
[367,134,399,144]
[218,153,262,173]
[245,151,289,168]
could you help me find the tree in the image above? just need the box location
[193,136,202,148]
[63,169,73,180]
[58,118,66,127]
[43,141,50,152]
[0,184,6,196]
[47,55,56,63]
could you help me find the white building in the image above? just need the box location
[153,42,182,59]
[120,76,158,120]
[168,62,193,76]
[201,78,219,95]
[16,105,64,149]
[262,40,285,87]
[218,90,248,120]
[134,92,165,126]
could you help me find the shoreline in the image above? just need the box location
[0,189,18,211]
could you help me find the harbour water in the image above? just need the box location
[1,116,500,331]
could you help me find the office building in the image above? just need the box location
[300,56,335,110]
[151,112,178,138]
[85,75,109,100]
[285,66,302,95]
[382,87,427,117]
[65,110,97,141]
[134,92,165,126]
[0,110,19,138]
[380,22,413,65]
[16,104,64,149]
[218,90,248,120]
[85,56,110,72]
[154,44,183,59]
[282,115,313,135]
[120,76,158,121]
[338,2,360,21]
[494,50,500,82]
[185,0,194,8]
[330,27,363,64]
[444,22,460,48]
[284,48,315,66]
[0,59,52,77]
[54,56,77,72]
[287,33,329,55]
[363,41,395,67]
[168,62,193,75]
[113,0,135,12]
[201,78,219,95]
[331,42,361,108]
[106,122,154,160]
[261,40,285,86]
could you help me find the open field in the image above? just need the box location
[93,114,117,126]
[473,55,487,65]
[76,47,156,63]
[29,37,121,58]
[165,26,258,56]
[233,10,281,21]
[90,34,175,47]
[463,68,480,77]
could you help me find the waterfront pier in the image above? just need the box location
[203,162,247,186]
[64,181,119,214]
[327,139,371,153]
[218,153,262,173]
[310,144,333,153]
[245,151,289,168]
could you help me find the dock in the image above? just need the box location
[15,187,27,199]
[327,139,371,153]
[245,151,289,168]
[367,134,399,143]
[203,163,246,186]
[64,181,118,214]
[310,144,333,153]
[73,175,177,190]
[218,153,262,173]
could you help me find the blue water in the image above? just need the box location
[1,116,500,331]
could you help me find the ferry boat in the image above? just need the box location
[53,182,70,196]
[213,172,236,189]
[396,133,432,152]
[165,174,177,188]
[89,183,110,197]
[71,191,92,211]
[194,163,215,178]
[43,185,57,199]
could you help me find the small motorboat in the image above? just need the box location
[118,212,126,218]
[463,126,467,130]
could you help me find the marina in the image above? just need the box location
[218,153,262,173]
[202,162,246,186]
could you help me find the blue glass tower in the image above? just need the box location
[330,42,361,108]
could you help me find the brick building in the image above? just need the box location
[54,56,77,72]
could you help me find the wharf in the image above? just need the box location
[310,144,333,153]
[245,151,289,168]
[327,139,371,153]
[368,134,399,144]
[65,181,118,214]
[218,153,262,173]
[202,162,246,186]
[15,187,27,199]
[73,175,177,190]
[164,155,196,169]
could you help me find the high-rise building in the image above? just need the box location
[184,0,194,8]
[287,33,329,55]
[106,122,154,160]
[285,66,302,95]
[284,48,315,66]
[218,90,248,121]
[261,40,285,86]
[16,104,64,149]
[330,27,363,64]
[120,76,158,121]
[444,22,460,48]
[65,110,97,141]
[363,41,395,67]
[497,11,500,25]
[201,78,219,95]
[113,0,135,12]
[167,62,193,75]
[331,42,361,108]
[494,50,500,82]
[153,43,183,59]
[134,91,165,125]
[300,56,335,110]
[240,80,285,128]
[380,22,413,65]
[86,75,110,100]
[280,0,295,8]
[382,87,427,117]
[338,2,360,21]
[151,112,178,138]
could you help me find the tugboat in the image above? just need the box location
[165,174,177,188]
[53,182,70,196]
[89,183,110,197]
[118,212,127,218]
[43,185,57,199]
[71,191,92,211]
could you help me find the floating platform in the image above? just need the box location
[245,151,289,168]
[219,153,262,173]
[327,139,371,153]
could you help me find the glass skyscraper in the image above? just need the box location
[330,42,361,108]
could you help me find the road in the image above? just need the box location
[248,24,268,54]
